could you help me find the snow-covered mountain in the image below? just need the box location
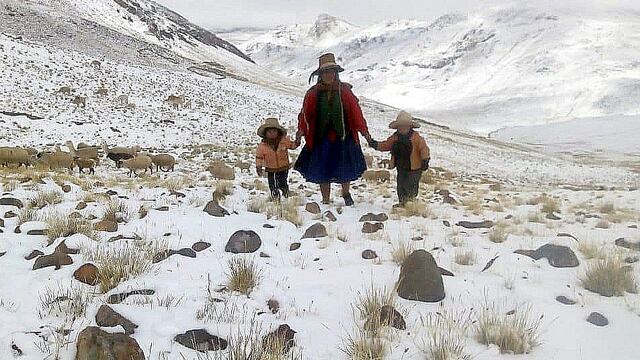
[222,8,640,134]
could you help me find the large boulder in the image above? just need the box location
[456,220,494,229]
[203,200,229,217]
[94,220,118,232]
[301,223,327,239]
[225,230,261,253]
[174,329,228,352]
[33,251,73,270]
[75,326,144,360]
[359,213,388,222]
[95,305,138,335]
[0,197,24,208]
[73,263,99,286]
[397,250,445,302]
[305,202,321,214]
[514,243,579,268]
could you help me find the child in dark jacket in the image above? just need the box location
[370,111,430,206]
[256,117,300,200]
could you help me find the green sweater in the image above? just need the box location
[316,89,345,141]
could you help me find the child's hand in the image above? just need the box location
[295,130,303,142]
[421,158,430,171]
[256,166,264,176]
[367,138,378,150]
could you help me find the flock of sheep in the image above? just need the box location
[0,141,176,177]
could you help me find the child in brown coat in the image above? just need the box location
[370,111,430,206]
[256,118,300,200]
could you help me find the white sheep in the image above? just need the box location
[0,147,32,168]
[151,154,176,172]
[38,150,74,172]
[122,155,153,177]
[65,141,99,165]
[101,141,141,168]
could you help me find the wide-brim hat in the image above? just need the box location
[257,117,287,138]
[310,53,345,77]
[389,110,420,129]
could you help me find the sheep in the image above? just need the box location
[95,87,109,96]
[65,141,99,165]
[90,60,101,69]
[150,154,176,172]
[235,160,251,173]
[57,86,72,95]
[122,155,153,177]
[0,147,32,168]
[72,96,87,108]
[73,157,95,175]
[165,95,185,110]
[101,141,141,168]
[77,142,92,149]
[116,95,128,107]
[38,150,74,172]
[207,162,235,180]
[362,169,391,183]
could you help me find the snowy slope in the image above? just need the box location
[224,8,640,134]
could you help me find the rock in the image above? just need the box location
[481,256,500,272]
[324,211,337,222]
[192,242,211,252]
[13,226,20,233]
[586,312,608,327]
[555,296,576,305]
[33,251,73,270]
[362,222,384,234]
[74,263,99,286]
[546,212,561,220]
[0,197,24,208]
[361,249,378,259]
[153,248,197,263]
[69,211,83,219]
[615,238,640,251]
[154,206,169,211]
[76,201,87,210]
[27,229,47,236]
[56,240,79,254]
[365,305,406,331]
[305,202,321,214]
[225,230,261,253]
[514,243,579,268]
[94,220,118,232]
[174,329,228,352]
[359,213,389,222]
[456,220,494,229]
[0,251,5,257]
[106,190,118,196]
[95,305,138,335]
[0,218,4,227]
[436,189,458,205]
[302,223,327,239]
[5,211,17,218]
[76,326,144,360]
[203,200,229,217]
[267,299,280,314]
[107,289,155,304]
[438,267,455,277]
[262,324,296,354]
[289,243,301,251]
[170,191,186,198]
[625,256,639,264]
[25,250,44,260]
[397,250,445,302]
[61,184,71,193]
[442,220,451,227]
[557,233,578,241]
[263,224,275,228]
[259,252,270,258]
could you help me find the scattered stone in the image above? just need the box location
[76,201,87,210]
[438,267,455,277]
[170,191,186,198]
[86,214,98,221]
[359,213,389,222]
[5,211,17,218]
[0,197,24,208]
[259,252,270,258]
[514,243,579,268]
[203,200,229,217]
[412,236,424,241]
[154,206,169,211]
[305,202,321,214]
[225,230,261,253]
[436,189,458,205]
[268,299,280,314]
[456,220,494,229]
[69,211,83,219]
[95,305,138,335]
[481,256,500,272]
[25,250,44,260]
[107,289,155,304]
[27,229,47,236]
[13,226,20,233]
[302,223,327,239]
[361,249,378,259]
[615,238,640,251]
[61,184,71,193]
[10,342,22,356]
[174,329,228,352]
[106,189,118,196]
[557,233,579,241]
[192,242,211,252]
[55,240,79,254]
[33,251,73,270]
[289,243,301,251]
[73,263,99,286]
[629,225,638,229]
[546,212,561,220]
[153,248,197,263]
[586,312,608,327]
[362,222,384,234]
[0,218,3,227]
[262,324,296,354]
[324,211,337,222]
[76,326,144,360]
[365,305,406,331]
[625,256,639,264]
[555,296,576,305]
[94,220,118,232]
[0,251,5,257]
[397,250,445,302]
[442,220,450,227]
[263,224,275,229]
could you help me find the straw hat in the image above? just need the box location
[257,117,287,138]
[310,53,345,77]
[389,110,420,129]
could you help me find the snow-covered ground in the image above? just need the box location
[1,1,640,360]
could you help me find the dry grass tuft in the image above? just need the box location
[488,222,509,243]
[595,219,610,229]
[394,201,432,218]
[226,257,263,295]
[355,285,396,334]
[474,300,541,354]
[45,211,98,244]
[341,331,387,360]
[419,307,471,360]
[29,190,63,209]
[391,240,415,265]
[17,207,40,225]
[577,241,606,260]
[38,282,91,322]
[581,256,637,297]
[454,249,476,266]
[214,180,234,201]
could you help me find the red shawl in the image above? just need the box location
[297,82,368,150]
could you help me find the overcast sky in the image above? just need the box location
[156,0,640,29]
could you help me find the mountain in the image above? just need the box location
[225,7,640,135]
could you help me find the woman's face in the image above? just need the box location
[397,125,411,135]
[265,128,279,139]
[320,70,336,85]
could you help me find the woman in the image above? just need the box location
[294,53,374,206]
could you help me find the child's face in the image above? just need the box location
[266,128,279,139]
[397,125,411,135]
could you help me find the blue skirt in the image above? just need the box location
[294,135,367,184]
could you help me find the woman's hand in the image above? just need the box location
[295,130,303,142]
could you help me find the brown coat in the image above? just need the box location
[377,131,430,171]
[256,137,299,172]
